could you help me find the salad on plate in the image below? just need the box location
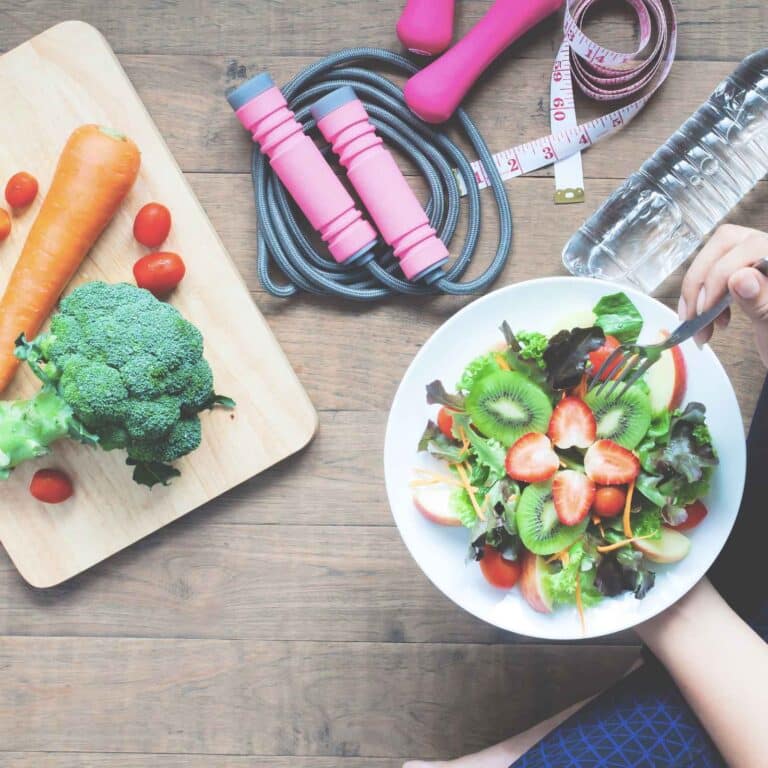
[412,292,718,626]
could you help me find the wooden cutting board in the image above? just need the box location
[0,21,317,587]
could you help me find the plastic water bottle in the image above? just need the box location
[562,49,768,293]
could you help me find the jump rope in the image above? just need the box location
[228,0,676,301]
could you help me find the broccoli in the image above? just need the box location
[1,281,233,487]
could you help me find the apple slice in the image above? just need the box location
[633,527,691,564]
[646,330,687,414]
[412,483,462,526]
[519,551,553,613]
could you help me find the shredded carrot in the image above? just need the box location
[623,480,635,538]
[575,571,585,634]
[411,468,465,486]
[592,515,601,526]
[546,547,571,566]
[494,352,511,371]
[455,462,485,521]
[457,427,470,455]
[596,534,653,553]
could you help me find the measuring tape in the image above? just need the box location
[455,0,677,203]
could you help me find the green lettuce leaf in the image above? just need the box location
[456,353,501,393]
[515,330,549,370]
[592,292,644,343]
[541,541,603,608]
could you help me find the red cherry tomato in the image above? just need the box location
[437,407,454,439]
[667,500,708,532]
[588,335,622,380]
[5,171,38,209]
[479,546,522,589]
[30,469,73,504]
[0,209,10,241]
[592,486,627,517]
[133,202,172,247]
[133,251,186,297]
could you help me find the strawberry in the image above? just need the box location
[552,470,595,526]
[505,432,559,483]
[548,396,596,449]
[584,439,640,485]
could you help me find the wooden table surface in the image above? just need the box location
[1,2,766,765]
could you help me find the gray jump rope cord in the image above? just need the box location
[251,47,513,300]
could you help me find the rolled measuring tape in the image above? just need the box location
[458,0,677,203]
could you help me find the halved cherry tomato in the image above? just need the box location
[133,202,172,247]
[588,335,622,380]
[667,500,708,532]
[0,209,10,241]
[437,407,454,439]
[479,547,522,589]
[133,251,186,297]
[5,171,38,209]
[30,469,73,504]
[592,485,627,517]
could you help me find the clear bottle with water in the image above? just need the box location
[563,49,768,293]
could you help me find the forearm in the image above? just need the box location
[637,578,768,767]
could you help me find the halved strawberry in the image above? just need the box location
[505,432,559,483]
[584,439,640,485]
[552,470,595,526]
[548,396,596,449]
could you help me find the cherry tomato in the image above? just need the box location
[667,500,708,532]
[479,546,522,589]
[588,335,622,380]
[437,407,454,439]
[592,485,627,517]
[133,202,172,247]
[30,469,73,504]
[5,171,38,208]
[0,209,10,242]
[133,251,186,297]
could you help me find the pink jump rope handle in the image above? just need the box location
[312,87,449,281]
[396,0,455,56]
[404,0,564,123]
[227,73,377,264]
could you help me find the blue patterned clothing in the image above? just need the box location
[511,374,768,768]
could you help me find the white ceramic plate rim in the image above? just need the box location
[384,277,746,640]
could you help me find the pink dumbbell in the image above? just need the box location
[227,73,377,264]
[396,0,455,56]
[312,87,449,282]
[405,0,564,123]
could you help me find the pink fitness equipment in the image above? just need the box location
[396,0,455,56]
[227,72,377,264]
[404,0,564,124]
[311,87,449,282]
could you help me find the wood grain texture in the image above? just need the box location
[0,636,638,758]
[0,22,317,587]
[1,1,766,764]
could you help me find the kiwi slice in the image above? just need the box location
[465,370,552,446]
[516,481,587,556]
[584,385,651,450]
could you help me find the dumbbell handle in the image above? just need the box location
[396,0,455,56]
[404,0,564,123]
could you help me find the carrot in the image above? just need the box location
[0,125,140,392]
[623,480,636,539]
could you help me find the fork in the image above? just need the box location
[588,257,768,399]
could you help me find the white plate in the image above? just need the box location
[384,277,746,640]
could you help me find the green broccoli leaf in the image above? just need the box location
[127,459,181,489]
[592,292,644,343]
[450,488,478,528]
[456,353,501,393]
[515,330,549,370]
[211,394,236,409]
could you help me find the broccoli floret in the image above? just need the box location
[3,281,233,487]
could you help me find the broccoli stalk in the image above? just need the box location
[1,281,233,488]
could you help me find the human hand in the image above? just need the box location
[679,224,768,366]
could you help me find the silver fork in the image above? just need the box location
[588,257,768,399]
